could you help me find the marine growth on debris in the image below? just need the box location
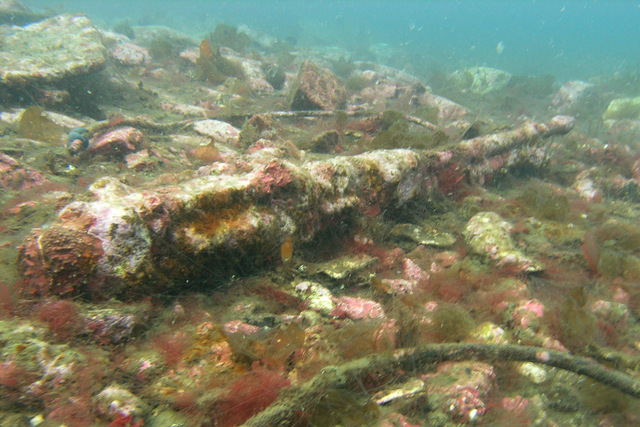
[1,2,640,426]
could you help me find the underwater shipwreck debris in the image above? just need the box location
[14,115,573,300]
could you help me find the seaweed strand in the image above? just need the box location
[243,342,640,426]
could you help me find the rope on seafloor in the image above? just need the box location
[86,117,196,136]
[218,109,440,131]
[242,342,640,426]
[85,109,440,138]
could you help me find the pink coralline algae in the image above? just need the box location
[224,320,261,335]
[447,387,487,422]
[359,80,399,103]
[0,153,47,190]
[329,296,385,320]
[501,395,530,416]
[402,258,430,283]
[137,193,172,235]
[513,299,545,329]
[95,385,147,426]
[381,279,418,295]
[84,303,151,345]
[247,138,277,154]
[17,178,160,298]
[17,224,105,296]
[125,150,159,171]
[251,160,294,194]
[89,127,145,156]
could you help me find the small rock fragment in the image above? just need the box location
[551,80,595,112]
[0,153,47,190]
[109,41,151,66]
[422,361,495,423]
[392,223,457,248]
[294,281,335,315]
[451,66,512,95]
[83,301,151,344]
[125,149,157,171]
[372,377,425,405]
[193,119,240,144]
[264,64,286,90]
[329,296,385,320]
[89,127,144,156]
[309,130,339,153]
[95,385,147,424]
[312,254,378,281]
[518,362,547,384]
[463,211,543,273]
[289,60,346,111]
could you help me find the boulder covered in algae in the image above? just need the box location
[289,60,346,111]
[603,96,640,121]
[0,14,106,87]
[463,211,543,273]
[0,319,87,407]
[450,66,512,95]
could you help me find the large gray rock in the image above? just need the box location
[0,14,106,86]
[0,0,49,25]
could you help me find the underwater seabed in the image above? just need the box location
[2,3,640,427]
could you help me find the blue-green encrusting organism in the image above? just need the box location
[66,127,90,155]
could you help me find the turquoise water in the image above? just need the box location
[24,0,640,79]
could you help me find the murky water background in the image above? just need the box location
[25,0,640,79]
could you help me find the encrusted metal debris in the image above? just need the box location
[392,223,457,248]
